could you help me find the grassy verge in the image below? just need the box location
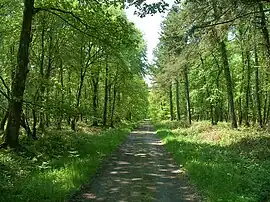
[0,123,132,202]
[154,120,270,202]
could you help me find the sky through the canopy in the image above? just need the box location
[125,0,174,63]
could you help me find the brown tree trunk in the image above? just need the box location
[3,0,35,148]
[254,42,263,127]
[184,66,191,125]
[103,62,109,126]
[110,84,117,127]
[259,2,270,59]
[38,29,53,133]
[169,83,174,121]
[175,79,180,121]
[92,78,99,126]
[244,51,251,126]
[220,41,237,128]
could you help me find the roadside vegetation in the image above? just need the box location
[154,121,270,202]
[0,123,133,202]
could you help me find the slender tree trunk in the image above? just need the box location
[259,2,270,59]
[0,111,8,131]
[169,83,174,121]
[2,0,35,148]
[175,79,181,121]
[57,59,64,130]
[220,41,237,128]
[239,50,245,126]
[32,109,37,139]
[110,84,116,127]
[184,66,191,125]
[244,51,251,126]
[103,63,109,126]
[206,79,215,125]
[213,53,222,124]
[38,30,53,133]
[263,75,268,124]
[92,79,99,126]
[254,42,263,127]
[201,56,215,125]
[20,113,33,140]
[71,67,86,131]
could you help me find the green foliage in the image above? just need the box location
[0,125,131,202]
[155,121,270,202]
[150,0,270,128]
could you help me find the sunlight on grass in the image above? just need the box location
[0,125,131,202]
[154,121,270,202]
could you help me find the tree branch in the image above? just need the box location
[0,75,10,96]
[193,9,270,30]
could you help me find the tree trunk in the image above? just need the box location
[110,84,117,127]
[169,83,174,121]
[254,42,263,127]
[263,75,268,124]
[244,51,251,126]
[92,79,99,126]
[71,67,86,131]
[3,0,35,148]
[239,49,245,126]
[175,79,181,121]
[38,30,53,133]
[213,53,222,124]
[220,41,237,128]
[184,66,191,125]
[32,109,37,139]
[20,113,34,140]
[103,63,109,126]
[259,2,270,59]
[0,111,8,131]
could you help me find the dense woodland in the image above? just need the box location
[0,0,167,148]
[150,0,270,129]
[0,0,270,201]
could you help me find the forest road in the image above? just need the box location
[69,121,201,202]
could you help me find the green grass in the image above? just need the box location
[0,123,132,202]
[154,120,270,202]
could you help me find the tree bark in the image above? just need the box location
[219,41,237,128]
[103,62,109,126]
[3,0,35,148]
[0,111,8,131]
[92,78,99,126]
[254,42,263,127]
[32,109,37,139]
[259,2,270,59]
[184,66,191,125]
[169,83,174,121]
[110,84,117,127]
[244,51,251,126]
[21,113,33,139]
[38,29,53,133]
[175,79,180,121]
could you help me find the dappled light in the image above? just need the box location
[70,122,200,201]
[156,122,270,202]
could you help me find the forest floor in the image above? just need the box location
[0,123,132,202]
[70,121,201,202]
[155,121,270,202]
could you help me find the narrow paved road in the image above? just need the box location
[70,122,201,202]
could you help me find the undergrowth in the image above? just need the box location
[155,120,270,202]
[0,123,132,202]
